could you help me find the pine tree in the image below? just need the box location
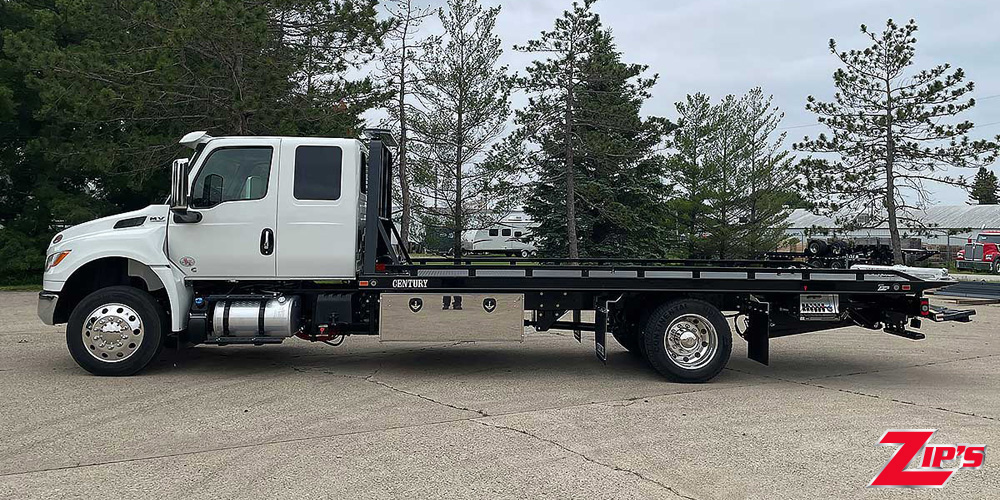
[378,0,437,248]
[514,0,603,258]
[795,19,1000,264]
[569,29,672,257]
[409,0,512,257]
[517,0,670,258]
[0,0,389,281]
[664,94,717,258]
[970,167,999,204]
[665,90,796,260]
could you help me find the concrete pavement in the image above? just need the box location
[0,291,997,499]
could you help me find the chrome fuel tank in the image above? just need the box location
[211,296,301,337]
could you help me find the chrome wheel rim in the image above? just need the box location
[663,314,717,370]
[83,303,144,363]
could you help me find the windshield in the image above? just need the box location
[976,234,1000,244]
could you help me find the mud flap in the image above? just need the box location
[594,295,623,364]
[573,310,582,342]
[744,298,770,366]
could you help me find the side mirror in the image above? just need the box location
[170,158,190,212]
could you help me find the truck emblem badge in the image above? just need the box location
[149,216,166,222]
[408,298,422,313]
[392,279,429,288]
[179,256,196,267]
[483,298,497,313]
[877,284,890,292]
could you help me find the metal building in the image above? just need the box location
[784,205,1000,257]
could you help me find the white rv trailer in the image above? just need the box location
[462,213,537,257]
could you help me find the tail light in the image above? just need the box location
[920,297,930,317]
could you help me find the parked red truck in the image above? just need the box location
[956,231,1000,272]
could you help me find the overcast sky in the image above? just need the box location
[386,0,1000,205]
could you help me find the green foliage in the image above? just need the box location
[516,0,670,258]
[795,18,1000,263]
[408,0,514,256]
[666,89,797,259]
[970,167,999,205]
[0,0,388,281]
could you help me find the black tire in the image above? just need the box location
[520,249,530,258]
[807,239,828,256]
[611,329,642,355]
[66,286,166,376]
[641,299,732,383]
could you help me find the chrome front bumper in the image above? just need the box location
[37,291,59,325]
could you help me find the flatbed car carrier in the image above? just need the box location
[37,131,974,382]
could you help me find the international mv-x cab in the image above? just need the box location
[38,130,974,380]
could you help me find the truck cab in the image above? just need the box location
[38,131,380,374]
[956,231,1000,272]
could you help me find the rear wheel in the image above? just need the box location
[642,299,732,383]
[611,329,642,355]
[66,286,166,376]
[520,249,530,258]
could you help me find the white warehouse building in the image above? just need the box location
[784,205,1000,251]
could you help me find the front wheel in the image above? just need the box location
[66,286,166,376]
[520,249,530,258]
[642,299,732,383]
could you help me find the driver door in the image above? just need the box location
[167,139,281,278]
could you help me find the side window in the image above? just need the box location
[501,229,512,237]
[514,231,522,238]
[294,146,343,200]
[191,147,273,208]
[489,229,499,237]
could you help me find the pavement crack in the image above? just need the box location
[727,368,997,422]
[804,353,1000,381]
[364,372,489,417]
[474,420,699,500]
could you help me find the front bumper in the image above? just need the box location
[956,260,992,271]
[37,291,59,325]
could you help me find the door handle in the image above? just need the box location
[260,228,274,255]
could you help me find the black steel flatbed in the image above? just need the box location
[361,257,949,297]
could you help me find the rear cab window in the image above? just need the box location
[294,146,343,200]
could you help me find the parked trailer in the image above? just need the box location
[37,130,973,381]
[461,216,537,257]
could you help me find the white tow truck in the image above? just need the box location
[37,130,973,380]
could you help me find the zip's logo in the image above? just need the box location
[869,429,986,488]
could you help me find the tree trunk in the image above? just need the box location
[885,79,904,265]
[397,69,411,251]
[454,108,464,258]
[564,56,579,259]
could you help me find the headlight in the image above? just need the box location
[45,250,71,270]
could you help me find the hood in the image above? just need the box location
[51,205,170,248]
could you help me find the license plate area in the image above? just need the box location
[799,294,840,321]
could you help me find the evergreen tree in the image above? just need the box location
[514,0,602,258]
[517,0,669,258]
[409,0,512,257]
[664,94,717,259]
[795,19,1000,264]
[378,0,437,248]
[970,167,999,204]
[0,0,389,282]
[665,90,796,260]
